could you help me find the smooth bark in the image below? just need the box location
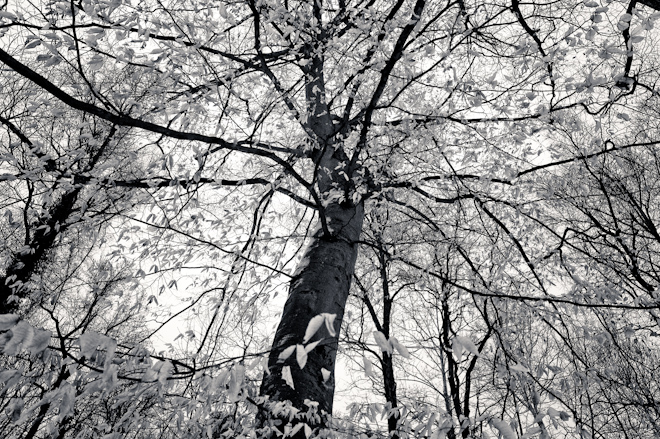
[258,198,364,436]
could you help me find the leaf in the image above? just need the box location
[0,314,19,331]
[521,427,541,438]
[7,397,23,422]
[296,344,308,369]
[303,315,325,343]
[373,331,392,354]
[323,313,337,337]
[4,321,34,355]
[279,345,296,361]
[282,365,295,389]
[289,423,304,437]
[228,364,245,401]
[389,336,410,358]
[25,39,41,49]
[451,338,464,362]
[304,339,321,353]
[363,356,375,378]
[454,336,480,357]
[78,331,115,359]
[58,383,75,422]
[321,368,331,382]
[491,419,517,439]
[158,361,172,386]
[88,54,105,71]
[27,328,51,355]
[510,363,530,373]
[0,11,18,20]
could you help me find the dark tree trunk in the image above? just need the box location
[382,351,399,438]
[258,199,364,437]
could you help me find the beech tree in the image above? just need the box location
[1,0,660,438]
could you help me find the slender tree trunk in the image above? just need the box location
[258,198,364,436]
[382,351,399,438]
[379,250,399,439]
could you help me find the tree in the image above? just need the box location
[2,0,660,438]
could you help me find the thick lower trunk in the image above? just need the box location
[258,200,364,437]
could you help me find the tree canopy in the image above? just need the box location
[1,0,660,438]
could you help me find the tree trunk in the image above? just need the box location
[258,198,364,436]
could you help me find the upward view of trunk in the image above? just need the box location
[257,11,368,433]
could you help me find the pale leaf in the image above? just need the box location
[304,339,321,353]
[79,331,114,359]
[510,363,529,373]
[363,356,375,377]
[373,331,392,354]
[278,345,296,361]
[547,407,560,418]
[4,321,33,355]
[158,361,172,386]
[290,423,304,437]
[321,368,331,382]
[389,336,410,358]
[296,344,308,369]
[28,328,51,355]
[0,314,19,331]
[451,338,464,362]
[228,364,245,401]
[282,365,295,389]
[303,315,325,343]
[491,419,517,439]
[454,335,480,357]
[323,313,337,337]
